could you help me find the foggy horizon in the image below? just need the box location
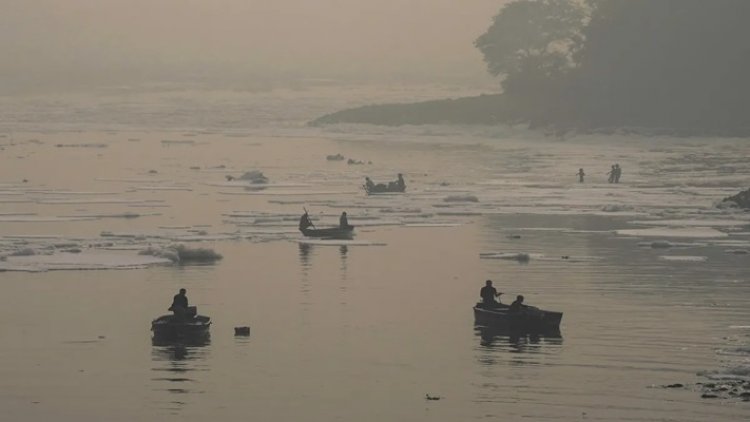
[1,0,503,94]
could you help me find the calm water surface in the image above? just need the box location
[1,121,749,420]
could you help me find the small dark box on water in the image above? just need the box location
[234,326,250,336]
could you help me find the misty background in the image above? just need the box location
[0,0,504,94]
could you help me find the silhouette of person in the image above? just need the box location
[365,177,375,191]
[614,164,622,183]
[299,212,313,230]
[169,288,189,319]
[509,295,527,313]
[607,165,616,183]
[396,173,406,190]
[480,280,503,307]
[577,168,585,183]
[339,211,350,229]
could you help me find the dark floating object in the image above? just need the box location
[234,326,250,336]
[702,393,719,399]
[721,187,750,209]
[151,307,211,340]
[326,153,345,161]
[663,383,684,388]
[425,394,441,401]
[473,303,562,332]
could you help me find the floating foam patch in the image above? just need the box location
[479,252,538,261]
[629,219,750,227]
[218,190,356,196]
[0,251,172,272]
[659,255,708,262]
[616,227,728,238]
[0,215,96,222]
[296,239,386,246]
[139,244,223,264]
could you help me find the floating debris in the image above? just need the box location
[234,327,250,336]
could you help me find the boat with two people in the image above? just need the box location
[151,288,211,340]
[473,281,562,333]
[299,209,354,239]
[364,173,406,194]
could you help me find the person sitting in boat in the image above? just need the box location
[365,177,376,191]
[299,212,313,231]
[169,288,189,319]
[509,295,528,313]
[339,211,351,229]
[480,280,503,307]
[396,173,406,190]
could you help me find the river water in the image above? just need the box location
[1,87,749,421]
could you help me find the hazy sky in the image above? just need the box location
[0,0,505,92]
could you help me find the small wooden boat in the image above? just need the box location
[364,184,406,195]
[151,313,211,339]
[473,303,562,332]
[300,225,354,239]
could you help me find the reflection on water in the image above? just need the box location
[339,245,348,282]
[298,242,312,270]
[474,326,563,368]
[151,335,211,415]
[475,326,563,352]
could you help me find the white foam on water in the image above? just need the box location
[479,252,538,261]
[135,186,193,191]
[0,215,96,222]
[207,182,312,188]
[403,223,462,228]
[658,255,709,262]
[37,198,165,205]
[296,239,387,246]
[218,190,357,196]
[65,212,159,219]
[96,178,168,183]
[629,218,750,227]
[638,240,707,248]
[55,143,108,148]
[0,251,172,272]
[161,139,195,145]
[25,190,121,196]
[616,227,728,238]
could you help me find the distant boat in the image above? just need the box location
[300,225,354,239]
[473,303,562,332]
[364,184,406,194]
[364,174,406,195]
[152,308,211,339]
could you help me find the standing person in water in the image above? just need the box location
[607,165,616,183]
[614,164,622,183]
[576,168,585,183]
[480,280,503,307]
[339,211,350,229]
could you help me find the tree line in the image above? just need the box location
[475,0,750,134]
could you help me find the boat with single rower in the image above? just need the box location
[151,307,211,339]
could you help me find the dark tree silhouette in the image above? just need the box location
[477,0,750,133]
